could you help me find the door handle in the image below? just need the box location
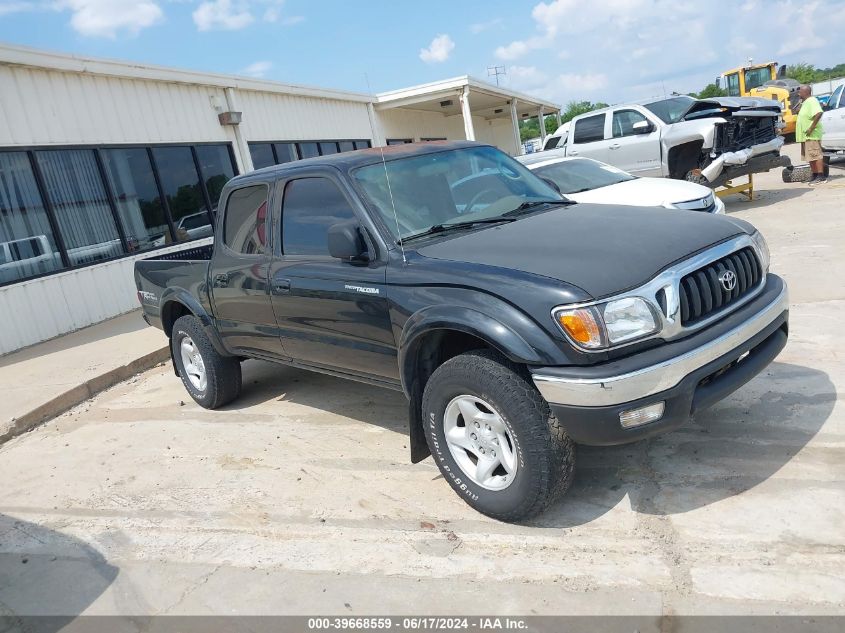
[272,279,291,295]
[213,273,230,287]
[568,150,579,155]
[609,143,621,150]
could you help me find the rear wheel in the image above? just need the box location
[422,349,575,522]
[171,315,241,409]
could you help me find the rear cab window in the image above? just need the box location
[572,114,606,144]
[223,184,269,255]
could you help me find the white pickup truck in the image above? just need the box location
[540,95,790,188]
[821,84,845,156]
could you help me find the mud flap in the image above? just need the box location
[408,378,431,463]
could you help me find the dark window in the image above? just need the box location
[725,73,740,97]
[249,143,275,170]
[224,185,268,255]
[572,114,606,144]
[543,135,561,150]
[274,143,298,163]
[319,142,338,155]
[0,151,64,284]
[354,141,371,150]
[195,144,236,212]
[35,149,124,266]
[387,139,413,145]
[282,178,355,256]
[298,142,320,159]
[101,148,169,252]
[151,147,208,243]
[744,67,771,92]
[830,85,844,109]
[338,141,355,152]
[421,137,447,142]
[612,110,650,138]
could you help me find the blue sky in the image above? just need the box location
[1,0,844,105]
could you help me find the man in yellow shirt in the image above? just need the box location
[796,84,826,185]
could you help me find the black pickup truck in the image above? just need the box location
[135,141,789,521]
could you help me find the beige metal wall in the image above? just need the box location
[0,65,233,146]
[237,90,372,142]
[376,109,518,155]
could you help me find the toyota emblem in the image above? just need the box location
[719,270,737,291]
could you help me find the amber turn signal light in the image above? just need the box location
[556,308,605,349]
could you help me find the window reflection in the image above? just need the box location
[152,147,209,244]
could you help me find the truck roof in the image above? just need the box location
[234,140,487,184]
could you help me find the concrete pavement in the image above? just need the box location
[0,310,168,443]
[0,145,843,617]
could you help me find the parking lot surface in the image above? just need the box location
[1,146,843,616]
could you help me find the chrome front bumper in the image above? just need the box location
[532,282,789,408]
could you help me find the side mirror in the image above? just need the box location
[632,120,654,134]
[540,176,562,194]
[328,220,369,261]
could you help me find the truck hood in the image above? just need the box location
[416,204,749,299]
[683,96,781,120]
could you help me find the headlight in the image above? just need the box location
[751,230,770,271]
[602,297,659,344]
[554,297,659,350]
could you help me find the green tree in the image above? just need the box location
[692,82,727,99]
[786,62,821,84]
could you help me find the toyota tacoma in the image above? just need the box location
[135,141,789,521]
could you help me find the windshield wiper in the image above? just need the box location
[503,198,575,216]
[399,217,517,244]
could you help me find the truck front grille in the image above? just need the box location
[679,247,762,325]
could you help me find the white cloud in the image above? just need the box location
[469,17,502,34]
[193,0,253,31]
[419,34,455,63]
[495,37,545,61]
[241,60,272,78]
[262,0,303,25]
[557,72,608,93]
[57,0,162,37]
[506,65,549,91]
[0,1,35,16]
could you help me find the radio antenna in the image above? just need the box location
[379,146,407,265]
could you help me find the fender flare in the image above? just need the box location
[159,288,231,359]
[397,304,556,397]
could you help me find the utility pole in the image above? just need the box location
[487,65,506,86]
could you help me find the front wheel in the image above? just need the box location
[171,315,242,409]
[422,350,575,522]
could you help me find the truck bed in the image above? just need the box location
[134,243,214,329]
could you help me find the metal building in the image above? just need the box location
[0,43,560,355]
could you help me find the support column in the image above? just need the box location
[460,85,476,141]
[224,87,254,173]
[555,110,562,128]
[367,102,386,147]
[509,99,521,155]
[538,106,546,145]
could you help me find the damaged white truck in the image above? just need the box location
[540,95,790,188]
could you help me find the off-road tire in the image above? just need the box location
[782,165,811,183]
[421,349,576,522]
[171,315,241,409]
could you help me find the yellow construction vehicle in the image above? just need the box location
[721,61,799,138]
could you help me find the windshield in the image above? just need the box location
[644,96,695,124]
[352,146,562,240]
[533,158,634,194]
[744,66,772,91]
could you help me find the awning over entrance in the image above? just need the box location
[375,76,561,154]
